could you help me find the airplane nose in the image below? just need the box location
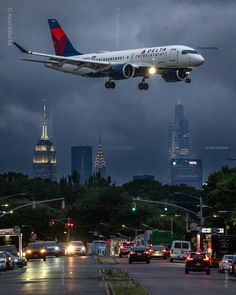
[192,55,204,66]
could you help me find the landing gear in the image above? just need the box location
[185,78,191,83]
[105,80,115,89]
[138,78,149,90]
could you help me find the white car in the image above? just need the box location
[218,255,235,272]
[0,251,7,270]
[169,240,191,262]
[67,241,86,255]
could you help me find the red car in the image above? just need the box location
[185,252,211,275]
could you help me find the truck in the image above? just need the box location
[211,235,236,267]
[144,230,173,247]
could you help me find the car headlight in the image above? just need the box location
[14,259,18,262]
[55,246,59,251]
[67,245,75,253]
[26,250,32,254]
[81,246,86,251]
[40,249,45,253]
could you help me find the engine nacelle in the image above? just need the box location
[162,69,187,82]
[109,63,135,80]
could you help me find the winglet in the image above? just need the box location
[13,42,32,54]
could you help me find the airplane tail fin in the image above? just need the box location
[48,19,82,56]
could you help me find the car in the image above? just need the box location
[66,241,86,256]
[6,252,27,268]
[229,256,236,276]
[218,255,235,273]
[0,251,7,271]
[0,244,18,256]
[148,245,169,259]
[44,241,60,257]
[118,241,135,257]
[185,252,211,275]
[128,246,150,264]
[25,243,46,261]
[58,242,67,256]
[169,240,191,262]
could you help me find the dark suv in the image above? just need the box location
[185,252,211,275]
[25,243,46,261]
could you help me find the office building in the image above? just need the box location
[71,146,92,184]
[94,136,106,177]
[168,102,190,159]
[170,159,202,188]
[33,100,57,181]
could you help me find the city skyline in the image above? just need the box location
[1,1,236,184]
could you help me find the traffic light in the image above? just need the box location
[131,202,136,212]
[66,218,74,229]
[164,207,168,211]
[49,219,55,226]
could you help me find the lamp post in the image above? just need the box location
[121,224,142,240]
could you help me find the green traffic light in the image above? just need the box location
[164,207,168,211]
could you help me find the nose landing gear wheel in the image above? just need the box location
[138,82,149,90]
[105,81,116,89]
[185,78,191,83]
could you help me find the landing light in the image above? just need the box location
[148,67,156,75]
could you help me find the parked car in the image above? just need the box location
[185,251,211,275]
[229,256,236,276]
[0,244,18,256]
[118,241,135,257]
[148,245,169,259]
[44,241,60,257]
[128,246,150,264]
[169,240,191,262]
[25,243,46,261]
[218,255,235,273]
[0,251,7,271]
[6,252,27,267]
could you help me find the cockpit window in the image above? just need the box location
[182,50,198,55]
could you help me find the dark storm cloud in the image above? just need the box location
[1,0,236,184]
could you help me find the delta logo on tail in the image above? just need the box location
[14,19,204,90]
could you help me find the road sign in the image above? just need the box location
[0,228,15,235]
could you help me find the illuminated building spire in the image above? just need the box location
[94,134,106,177]
[41,99,49,140]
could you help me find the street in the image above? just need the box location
[0,256,107,295]
[0,256,236,295]
[118,257,236,295]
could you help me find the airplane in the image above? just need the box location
[14,19,204,90]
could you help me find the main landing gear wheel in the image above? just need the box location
[105,81,115,89]
[185,78,191,83]
[138,82,149,90]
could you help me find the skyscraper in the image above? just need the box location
[71,146,92,184]
[33,100,57,181]
[168,102,190,159]
[94,135,106,177]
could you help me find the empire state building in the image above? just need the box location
[32,101,57,181]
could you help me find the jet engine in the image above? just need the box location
[109,63,135,80]
[162,69,187,82]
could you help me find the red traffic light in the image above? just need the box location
[66,218,74,229]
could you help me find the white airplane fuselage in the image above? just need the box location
[46,45,204,78]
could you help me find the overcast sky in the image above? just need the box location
[1,0,236,184]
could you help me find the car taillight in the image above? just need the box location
[144,251,149,255]
[161,249,167,253]
[130,251,135,255]
[203,256,210,261]
[187,256,193,261]
[120,246,124,250]
[148,249,154,252]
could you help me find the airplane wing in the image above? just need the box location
[14,42,111,72]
